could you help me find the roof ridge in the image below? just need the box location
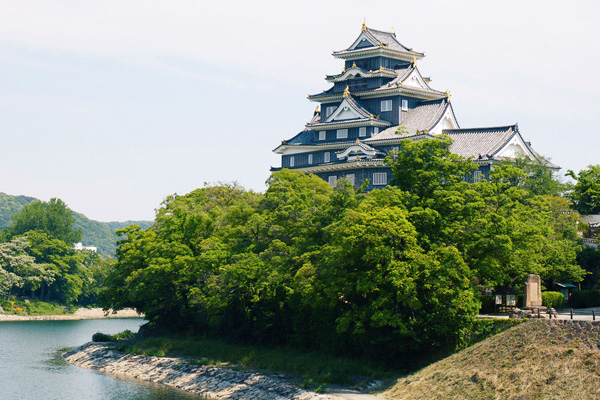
[443,124,517,133]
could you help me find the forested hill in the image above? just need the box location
[72,214,153,256]
[0,192,152,257]
[0,193,38,227]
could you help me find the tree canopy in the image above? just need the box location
[99,139,585,364]
[567,164,600,214]
[8,198,82,244]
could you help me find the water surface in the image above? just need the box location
[0,318,202,400]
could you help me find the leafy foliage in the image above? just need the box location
[0,193,152,256]
[541,291,564,309]
[100,138,585,365]
[7,198,82,244]
[567,164,600,214]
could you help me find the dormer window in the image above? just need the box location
[319,131,326,140]
[401,99,408,111]
[381,100,392,112]
[325,106,335,117]
[359,127,367,137]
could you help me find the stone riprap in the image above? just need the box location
[0,308,142,321]
[64,343,353,400]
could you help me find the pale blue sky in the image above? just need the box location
[1,1,599,221]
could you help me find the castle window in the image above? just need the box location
[325,106,335,117]
[473,170,483,182]
[336,129,348,139]
[348,78,367,91]
[373,127,379,134]
[319,131,326,140]
[373,172,387,185]
[324,152,330,163]
[346,174,355,186]
[308,154,313,164]
[289,156,295,167]
[381,100,392,112]
[401,99,409,111]
[359,127,367,137]
[328,176,337,186]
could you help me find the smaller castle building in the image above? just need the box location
[272,22,556,189]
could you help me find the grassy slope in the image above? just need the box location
[384,320,600,400]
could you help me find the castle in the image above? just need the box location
[272,22,556,189]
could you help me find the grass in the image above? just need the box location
[111,334,397,386]
[0,298,75,316]
[385,320,600,399]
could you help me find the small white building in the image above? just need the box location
[74,242,97,252]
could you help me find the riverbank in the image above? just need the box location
[64,342,379,400]
[0,308,142,321]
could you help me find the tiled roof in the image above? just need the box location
[364,28,411,52]
[336,141,377,154]
[443,126,518,160]
[529,146,560,170]
[284,129,314,145]
[342,95,373,119]
[366,99,450,140]
[333,27,424,58]
[389,65,414,84]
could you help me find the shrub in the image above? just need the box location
[569,290,600,308]
[541,291,564,309]
[92,330,136,342]
[92,332,113,342]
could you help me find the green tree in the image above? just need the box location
[509,155,566,197]
[8,198,82,244]
[567,165,600,214]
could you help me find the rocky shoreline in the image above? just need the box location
[64,342,378,400]
[0,308,142,321]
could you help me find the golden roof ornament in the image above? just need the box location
[361,18,367,32]
[343,85,350,98]
[369,114,375,120]
[355,138,360,143]
[391,26,396,35]
[379,66,384,72]
[446,90,451,102]
[412,55,417,67]
[315,105,320,113]
[352,62,357,68]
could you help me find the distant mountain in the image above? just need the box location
[106,220,154,231]
[0,192,153,257]
[0,193,38,228]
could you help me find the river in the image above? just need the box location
[0,318,201,400]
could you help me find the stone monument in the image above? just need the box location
[523,274,542,307]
